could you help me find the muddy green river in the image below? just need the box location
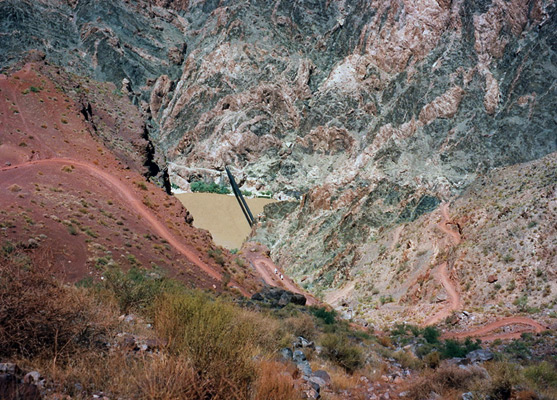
[175,193,275,249]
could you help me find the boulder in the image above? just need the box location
[0,373,41,400]
[436,292,448,302]
[0,364,18,374]
[250,287,307,307]
[23,371,41,385]
[295,336,315,349]
[309,376,327,387]
[251,292,264,301]
[291,293,307,305]
[308,380,320,393]
[312,370,331,384]
[487,275,498,283]
[296,360,312,377]
[280,347,293,361]
[293,350,306,363]
[278,291,293,307]
[466,349,494,363]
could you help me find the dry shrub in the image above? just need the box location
[155,291,277,400]
[39,350,198,399]
[377,335,393,348]
[327,366,370,400]
[134,354,207,400]
[423,350,441,369]
[283,313,317,339]
[43,351,132,397]
[392,349,423,370]
[0,260,114,360]
[329,368,361,391]
[320,333,365,373]
[481,361,522,400]
[523,361,557,399]
[406,362,488,400]
[252,360,298,400]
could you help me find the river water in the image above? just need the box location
[175,193,275,249]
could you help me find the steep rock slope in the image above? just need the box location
[256,152,556,329]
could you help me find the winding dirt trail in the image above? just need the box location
[444,317,548,342]
[423,261,462,326]
[423,203,546,341]
[1,158,250,295]
[423,203,462,326]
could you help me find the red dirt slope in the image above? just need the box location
[0,63,260,295]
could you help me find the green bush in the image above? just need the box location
[101,266,166,313]
[513,295,528,311]
[504,339,532,360]
[190,181,231,194]
[311,307,336,325]
[320,333,364,373]
[423,351,441,368]
[423,326,440,344]
[440,338,481,359]
[208,248,226,266]
[380,294,394,305]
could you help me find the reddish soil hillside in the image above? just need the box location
[0,62,261,294]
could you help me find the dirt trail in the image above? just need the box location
[444,317,548,341]
[423,261,462,326]
[1,159,250,295]
[423,203,545,341]
[243,243,317,305]
[253,257,318,305]
[423,203,462,326]
[438,203,461,245]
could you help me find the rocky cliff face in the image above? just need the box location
[144,0,556,303]
[1,0,556,317]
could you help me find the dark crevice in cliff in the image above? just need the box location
[142,125,171,195]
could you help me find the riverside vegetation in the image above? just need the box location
[1,243,556,400]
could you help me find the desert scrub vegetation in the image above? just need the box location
[389,323,481,360]
[405,359,557,400]
[0,242,388,398]
[0,254,115,360]
[155,291,279,398]
[320,333,365,373]
[0,247,308,398]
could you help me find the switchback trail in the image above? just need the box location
[443,317,548,341]
[423,203,462,326]
[1,158,250,295]
[424,203,546,341]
